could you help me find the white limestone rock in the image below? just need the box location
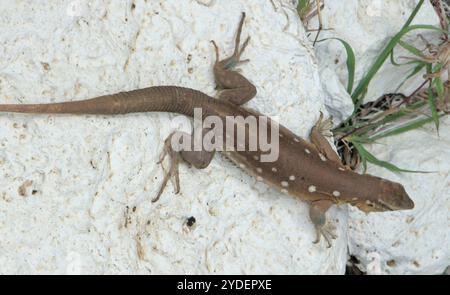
[311,0,449,274]
[313,0,440,118]
[348,117,450,274]
[0,0,347,274]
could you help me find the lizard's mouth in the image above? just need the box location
[353,199,394,212]
[378,198,414,211]
[376,199,395,211]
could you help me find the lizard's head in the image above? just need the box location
[352,176,414,213]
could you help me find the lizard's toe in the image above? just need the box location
[313,223,337,248]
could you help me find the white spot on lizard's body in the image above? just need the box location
[289,175,296,181]
[294,137,300,142]
[305,148,311,154]
[338,167,345,171]
[271,167,277,172]
[308,185,316,193]
[281,189,288,194]
[319,153,327,161]
[333,191,341,197]
[239,163,246,169]
[256,176,263,182]
[256,168,262,173]
[281,181,289,187]
[253,155,259,161]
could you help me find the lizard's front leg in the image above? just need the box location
[309,199,337,248]
[153,131,215,202]
[211,12,257,105]
[308,113,342,246]
[310,112,344,165]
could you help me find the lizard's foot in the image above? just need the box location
[313,223,337,248]
[153,130,216,202]
[212,12,251,70]
[309,200,336,248]
[153,133,181,203]
[314,111,334,138]
[310,111,343,165]
[211,12,257,106]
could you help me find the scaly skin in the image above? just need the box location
[0,13,414,247]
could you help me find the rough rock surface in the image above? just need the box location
[0,0,347,274]
[314,0,449,274]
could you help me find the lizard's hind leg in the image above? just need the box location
[211,12,257,105]
[153,131,215,202]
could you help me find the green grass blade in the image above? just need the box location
[390,49,402,66]
[434,76,445,97]
[390,40,424,66]
[396,62,426,91]
[352,24,442,108]
[432,63,445,97]
[297,0,312,18]
[397,40,425,57]
[352,141,429,173]
[321,38,356,94]
[427,83,440,132]
[368,115,444,141]
[362,157,367,173]
[298,0,309,10]
[425,64,440,132]
[345,101,427,137]
[351,0,426,105]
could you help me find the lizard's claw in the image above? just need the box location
[313,224,337,248]
[315,111,334,138]
[153,133,181,203]
[309,200,336,248]
[211,40,220,64]
[212,12,251,70]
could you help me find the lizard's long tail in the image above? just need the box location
[0,86,210,117]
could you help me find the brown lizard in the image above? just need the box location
[0,13,414,246]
